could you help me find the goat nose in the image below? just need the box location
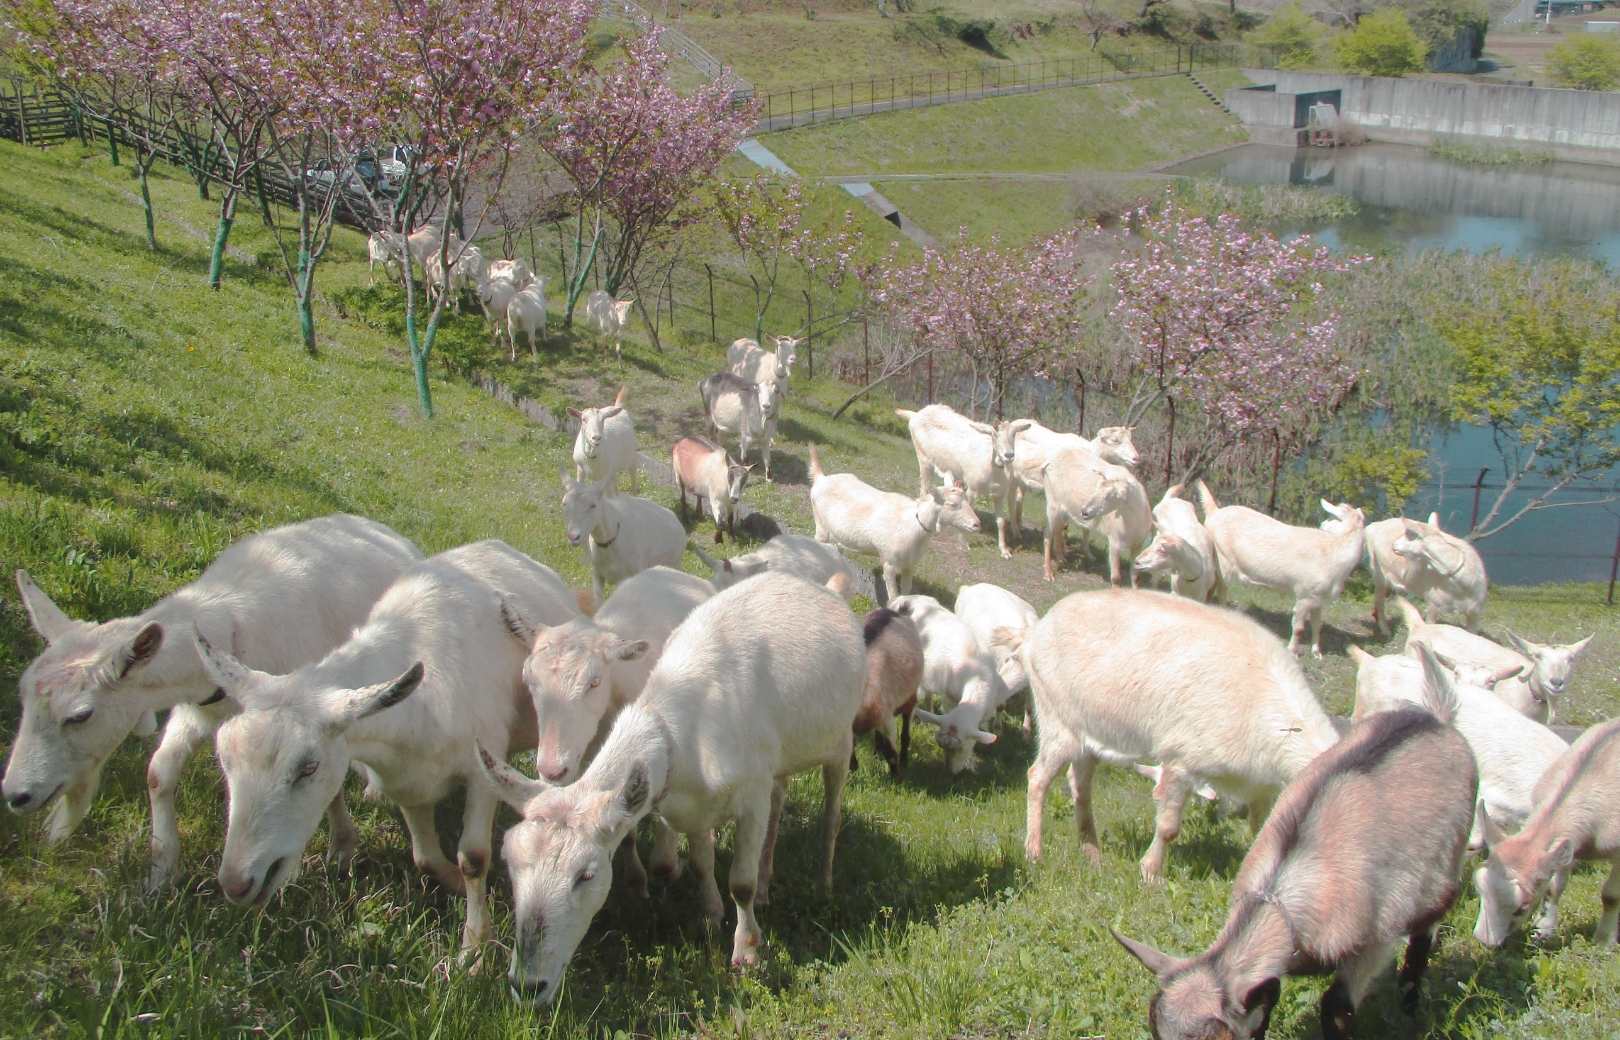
[542,765,569,783]
[6,790,32,811]
[512,978,550,1002]
[223,873,258,903]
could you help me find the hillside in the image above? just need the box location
[3,137,1619,1040]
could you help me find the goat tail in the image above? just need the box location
[895,408,918,422]
[1396,596,1425,634]
[808,442,825,482]
[614,383,628,407]
[1195,479,1221,518]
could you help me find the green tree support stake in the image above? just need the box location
[137,156,156,250]
[297,248,316,355]
[209,195,236,289]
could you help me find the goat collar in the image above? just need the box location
[914,500,936,534]
[197,686,227,707]
[644,708,676,809]
[592,522,621,548]
[1427,540,1469,579]
[1245,889,1300,951]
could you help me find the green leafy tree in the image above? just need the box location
[1402,0,1489,64]
[1546,33,1620,91]
[1440,263,1620,540]
[1334,8,1428,77]
[1253,2,1325,70]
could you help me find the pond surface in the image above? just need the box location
[1167,143,1620,587]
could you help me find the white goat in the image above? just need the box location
[1364,515,1487,634]
[584,290,634,358]
[1134,483,1220,603]
[692,534,859,601]
[1474,717,1620,950]
[728,335,801,385]
[1003,589,1339,881]
[1350,644,1567,846]
[1008,421,1140,533]
[699,372,781,480]
[485,258,534,289]
[893,594,1005,774]
[671,435,751,543]
[477,572,866,1000]
[507,280,549,355]
[809,443,981,602]
[953,583,1039,701]
[3,515,421,890]
[568,385,637,493]
[1199,483,1366,657]
[200,540,578,958]
[897,405,1024,558]
[560,465,687,604]
[1401,599,1592,724]
[1039,446,1134,582]
[367,231,406,285]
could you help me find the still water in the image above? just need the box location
[1167,143,1620,586]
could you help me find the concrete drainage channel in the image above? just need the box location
[736,137,939,249]
[459,367,884,604]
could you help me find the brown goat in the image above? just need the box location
[1116,679,1476,1040]
[852,608,922,776]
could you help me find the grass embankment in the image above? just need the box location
[1428,138,1558,168]
[3,140,1620,1039]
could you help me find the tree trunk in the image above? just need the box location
[1267,430,1282,515]
[1164,397,1176,488]
[297,248,316,356]
[137,157,157,251]
[208,193,237,290]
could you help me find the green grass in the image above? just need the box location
[871,174,1168,244]
[4,138,1620,1040]
[1428,138,1559,168]
[766,74,1247,177]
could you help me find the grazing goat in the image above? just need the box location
[1200,483,1366,657]
[893,595,1004,774]
[584,290,634,358]
[1003,589,1339,881]
[367,231,406,285]
[568,385,637,494]
[1007,421,1140,532]
[1134,484,1220,602]
[699,371,781,481]
[809,443,980,602]
[201,540,577,959]
[1474,717,1620,949]
[485,258,534,289]
[1350,644,1566,844]
[477,572,866,1000]
[854,608,923,776]
[1117,678,1475,1040]
[506,280,549,355]
[1038,446,1133,582]
[405,225,456,268]
[728,335,800,385]
[672,436,751,543]
[897,405,1025,558]
[560,465,687,604]
[1401,598,1592,723]
[4,515,421,890]
[1363,515,1487,634]
[692,534,859,601]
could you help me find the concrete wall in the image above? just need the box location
[1230,71,1620,163]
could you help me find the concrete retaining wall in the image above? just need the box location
[1230,71,1620,163]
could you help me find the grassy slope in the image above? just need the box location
[3,140,1620,1040]
[767,75,1247,177]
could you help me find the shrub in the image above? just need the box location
[1333,8,1428,77]
[1546,33,1620,91]
[1402,0,1490,62]
[1253,1,1326,70]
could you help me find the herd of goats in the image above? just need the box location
[3,326,1617,1040]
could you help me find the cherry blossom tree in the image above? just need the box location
[348,0,592,415]
[547,29,757,326]
[872,227,1092,421]
[9,0,192,251]
[1112,199,1361,486]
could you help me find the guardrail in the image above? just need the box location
[595,0,754,99]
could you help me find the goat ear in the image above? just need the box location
[1494,662,1525,683]
[325,662,425,729]
[988,625,1024,653]
[1567,634,1593,657]
[1319,499,1342,517]
[1546,837,1575,872]
[15,571,75,644]
[1111,930,1180,979]
[620,761,651,816]
[968,420,996,435]
[476,740,550,813]
[600,406,623,419]
[1238,977,1281,1025]
[559,462,573,486]
[567,407,582,419]
[1415,643,1459,725]
[192,625,266,698]
[968,727,997,745]
[501,598,537,647]
[1477,800,1507,850]
[116,622,164,679]
[610,638,649,662]
[1011,419,1033,433]
[1502,630,1537,657]
[911,708,944,727]
[1427,511,1441,527]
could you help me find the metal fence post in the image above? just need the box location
[706,263,716,345]
[803,289,813,381]
[1469,467,1490,535]
[863,317,870,386]
[1609,518,1620,606]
